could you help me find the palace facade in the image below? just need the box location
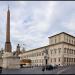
[19,32,75,66]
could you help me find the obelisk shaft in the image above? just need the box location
[5,7,11,52]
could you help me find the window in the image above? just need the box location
[74,41,75,45]
[42,59,43,63]
[74,58,75,62]
[35,60,36,63]
[38,52,41,56]
[64,58,66,62]
[67,58,69,62]
[40,59,42,63]
[68,58,70,62]
[54,58,56,62]
[72,40,73,44]
[64,48,66,53]
[55,38,56,43]
[68,48,70,54]
[32,60,34,63]
[37,53,38,56]
[67,48,69,54]
[74,50,75,55]
[51,39,53,44]
[42,52,44,56]
[58,48,61,53]
[36,60,38,63]
[72,50,73,54]
[51,59,52,63]
[67,36,68,42]
[73,58,74,62]
[70,58,72,62]
[55,37,56,43]
[70,49,73,54]
[54,49,56,54]
[69,39,70,43]
[69,50,70,54]
[72,58,73,62]
[58,58,60,62]
[69,58,71,62]
[27,56,28,58]
[51,50,53,54]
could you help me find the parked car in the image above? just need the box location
[42,66,45,71]
[0,67,2,73]
[46,65,53,70]
[52,64,58,69]
[42,65,53,71]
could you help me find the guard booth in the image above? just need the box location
[20,59,31,68]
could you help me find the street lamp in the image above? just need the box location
[43,47,49,67]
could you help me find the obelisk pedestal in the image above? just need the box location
[2,52,20,69]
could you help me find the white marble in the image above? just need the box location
[2,52,20,69]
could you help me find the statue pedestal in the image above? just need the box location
[2,52,20,69]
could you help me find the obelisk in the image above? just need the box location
[5,6,11,52]
[2,6,20,69]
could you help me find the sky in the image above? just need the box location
[0,1,75,51]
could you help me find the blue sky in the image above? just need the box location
[0,1,75,51]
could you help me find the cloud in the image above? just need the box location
[1,1,75,51]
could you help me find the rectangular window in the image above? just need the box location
[58,58,60,62]
[54,49,56,54]
[54,58,56,62]
[67,36,68,43]
[69,58,71,62]
[72,40,73,44]
[69,39,70,43]
[51,50,53,54]
[64,57,66,62]
[35,60,36,63]
[67,58,68,62]
[72,50,73,54]
[37,53,38,56]
[33,60,34,63]
[74,41,75,45]
[71,58,72,62]
[58,48,61,53]
[68,58,70,62]
[72,58,73,62]
[68,49,69,54]
[70,49,72,54]
[51,39,53,44]
[42,52,44,56]
[36,60,37,63]
[51,59,52,63]
[64,48,66,53]
[74,50,75,55]
[38,52,41,56]
[74,58,75,62]
[55,38,56,43]
[67,49,69,54]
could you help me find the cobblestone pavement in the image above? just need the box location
[1,65,75,74]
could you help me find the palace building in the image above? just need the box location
[19,32,75,66]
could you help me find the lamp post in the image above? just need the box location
[43,47,49,68]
